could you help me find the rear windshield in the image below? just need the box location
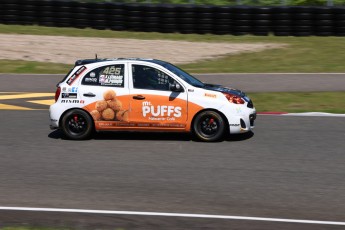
[58,67,74,86]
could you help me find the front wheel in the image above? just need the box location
[61,109,94,140]
[192,111,225,142]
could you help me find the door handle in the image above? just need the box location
[133,95,145,100]
[83,92,96,97]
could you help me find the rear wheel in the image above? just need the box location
[192,111,225,142]
[61,109,93,140]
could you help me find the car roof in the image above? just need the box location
[75,58,164,66]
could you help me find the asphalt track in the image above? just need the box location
[2,73,345,92]
[0,74,345,229]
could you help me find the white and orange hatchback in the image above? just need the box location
[49,58,256,142]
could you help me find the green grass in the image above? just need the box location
[0,60,71,74]
[1,25,345,73]
[0,228,70,230]
[0,227,125,230]
[249,92,345,113]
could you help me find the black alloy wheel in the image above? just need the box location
[193,111,225,142]
[61,109,93,140]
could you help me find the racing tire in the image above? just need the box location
[253,20,270,26]
[61,109,94,140]
[335,14,345,20]
[177,17,195,24]
[273,20,291,27]
[272,13,291,20]
[234,14,251,20]
[214,13,231,20]
[314,31,334,36]
[252,31,269,36]
[315,14,333,20]
[292,13,312,20]
[192,111,225,142]
[252,7,271,14]
[274,31,291,36]
[253,14,271,20]
[273,24,291,30]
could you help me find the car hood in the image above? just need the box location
[203,83,249,100]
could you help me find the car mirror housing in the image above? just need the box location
[169,82,184,92]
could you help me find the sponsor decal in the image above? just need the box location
[97,122,135,127]
[230,124,240,126]
[97,66,124,86]
[87,90,129,122]
[67,66,87,85]
[67,87,78,93]
[90,72,96,78]
[96,122,185,128]
[99,75,124,86]
[84,77,98,83]
[61,99,84,104]
[151,123,185,128]
[142,101,182,118]
[75,66,87,75]
[102,66,122,75]
[204,93,217,98]
[62,87,67,92]
[62,93,77,99]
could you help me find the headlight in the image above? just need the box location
[223,93,245,104]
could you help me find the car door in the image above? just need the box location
[128,63,188,130]
[78,62,130,130]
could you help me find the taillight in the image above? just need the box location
[55,87,61,102]
[223,93,245,104]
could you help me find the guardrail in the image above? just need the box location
[0,0,344,36]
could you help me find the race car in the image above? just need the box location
[49,58,256,142]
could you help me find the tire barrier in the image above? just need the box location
[1,1,345,36]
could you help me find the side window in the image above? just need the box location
[132,65,174,91]
[82,64,125,87]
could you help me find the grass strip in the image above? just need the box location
[0,228,70,230]
[0,227,125,230]
[0,60,71,74]
[1,25,345,73]
[249,92,345,114]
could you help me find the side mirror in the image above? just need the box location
[169,82,184,92]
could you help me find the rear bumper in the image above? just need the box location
[50,124,58,130]
[49,103,60,130]
[49,119,59,130]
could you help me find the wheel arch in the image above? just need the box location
[190,108,230,135]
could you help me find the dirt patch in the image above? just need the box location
[0,34,285,64]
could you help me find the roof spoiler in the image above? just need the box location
[75,59,103,66]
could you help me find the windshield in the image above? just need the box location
[148,60,205,88]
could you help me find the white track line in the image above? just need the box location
[258,112,345,117]
[0,207,345,226]
[283,112,345,117]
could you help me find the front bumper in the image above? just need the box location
[228,110,256,134]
